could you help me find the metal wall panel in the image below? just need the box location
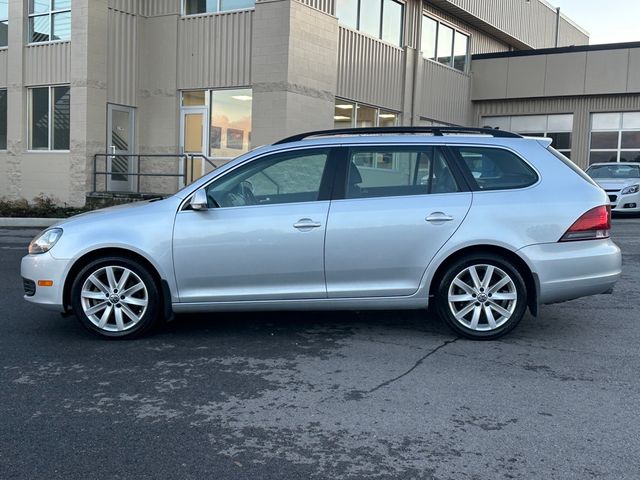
[143,0,181,17]
[24,42,71,86]
[107,10,138,106]
[108,0,140,15]
[420,58,472,125]
[296,0,334,15]
[423,3,509,55]
[336,27,405,111]
[474,95,640,168]
[0,50,7,87]
[428,0,588,49]
[177,11,253,89]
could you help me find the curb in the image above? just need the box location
[0,217,63,228]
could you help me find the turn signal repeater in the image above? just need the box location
[560,205,611,242]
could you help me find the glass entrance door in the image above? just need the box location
[180,108,209,184]
[107,104,136,192]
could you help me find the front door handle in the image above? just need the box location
[426,212,454,223]
[293,219,322,230]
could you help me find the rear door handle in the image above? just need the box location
[293,218,322,230]
[426,212,454,223]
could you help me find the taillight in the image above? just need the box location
[560,205,611,242]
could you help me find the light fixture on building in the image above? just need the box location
[334,115,351,121]
[335,104,354,110]
[378,114,397,119]
[231,95,253,101]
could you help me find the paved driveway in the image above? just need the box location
[1,220,639,480]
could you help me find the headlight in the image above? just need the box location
[28,228,63,254]
[621,184,640,195]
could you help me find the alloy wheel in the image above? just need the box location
[447,264,517,332]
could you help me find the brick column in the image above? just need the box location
[251,0,338,146]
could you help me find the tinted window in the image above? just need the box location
[346,146,459,199]
[207,149,329,208]
[587,164,640,179]
[453,146,538,191]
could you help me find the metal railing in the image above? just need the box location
[92,153,218,195]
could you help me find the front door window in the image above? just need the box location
[180,107,209,184]
[107,104,136,192]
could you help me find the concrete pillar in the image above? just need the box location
[69,0,108,206]
[251,0,338,146]
[5,0,25,199]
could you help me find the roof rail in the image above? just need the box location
[273,126,522,145]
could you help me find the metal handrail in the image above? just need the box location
[92,153,218,195]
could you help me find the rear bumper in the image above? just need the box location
[518,239,622,305]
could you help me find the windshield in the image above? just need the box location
[586,164,640,179]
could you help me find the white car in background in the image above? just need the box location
[586,163,640,215]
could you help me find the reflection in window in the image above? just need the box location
[422,14,469,72]
[0,0,7,48]
[483,114,573,158]
[334,99,398,129]
[29,0,71,43]
[335,0,404,47]
[590,112,640,164]
[210,89,252,158]
[29,85,70,150]
[184,0,254,15]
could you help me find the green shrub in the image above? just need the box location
[0,195,92,218]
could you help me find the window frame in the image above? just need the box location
[589,112,640,164]
[27,0,71,45]
[334,98,399,130]
[0,88,6,150]
[447,144,540,192]
[0,0,8,49]
[336,0,405,47]
[421,13,470,73]
[181,0,256,17]
[27,84,71,152]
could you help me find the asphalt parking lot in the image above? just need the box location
[1,219,639,480]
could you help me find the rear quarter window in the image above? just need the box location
[451,146,538,191]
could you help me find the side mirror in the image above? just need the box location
[190,188,208,211]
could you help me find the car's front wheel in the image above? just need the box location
[70,256,160,339]
[435,253,528,340]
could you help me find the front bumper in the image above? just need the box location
[21,252,69,312]
[607,190,640,213]
[518,239,622,305]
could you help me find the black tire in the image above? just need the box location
[435,253,528,340]
[70,256,161,339]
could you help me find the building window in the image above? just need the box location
[334,99,399,129]
[29,0,71,43]
[421,14,469,72]
[0,0,8,48]
[482,114,573,158]
[28,85,70,151]
[590,112,640,164]
[0,89,6,149]
[184,0,255,15]
[336,0,404,47]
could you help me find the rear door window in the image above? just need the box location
[345,146,460,199]
[451,146,538,191]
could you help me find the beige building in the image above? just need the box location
[0,0,637,207]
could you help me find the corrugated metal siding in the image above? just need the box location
[427,0,588,49]
[336,27,405,111]
[474,95,640,168]
[423,3,509,55]
[0,50,7,87]
[143,0,181,17]
[420,59,472,125]
[108,0,140,15]
[296,0,334,15]
[108,10,138,106]
[24,43,71,86]
[177,11,253,89]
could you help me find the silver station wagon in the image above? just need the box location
[21,127,622,340]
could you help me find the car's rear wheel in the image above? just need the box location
[70,256,160,339]
[435,253,528,340]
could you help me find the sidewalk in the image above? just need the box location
[0,217,63,228]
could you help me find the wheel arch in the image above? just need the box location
[428,244,539,317]
[63,247,173,320]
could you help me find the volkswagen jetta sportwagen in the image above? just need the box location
[21,127,621,340]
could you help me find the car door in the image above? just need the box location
[173,147,336,303]
[325,144,472,298]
